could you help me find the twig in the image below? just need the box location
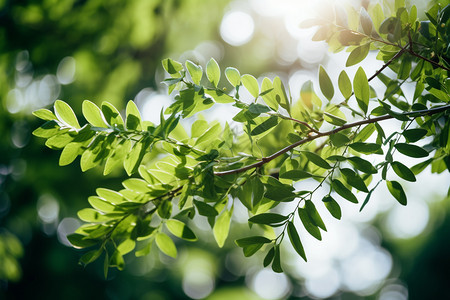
[214,104,450,176]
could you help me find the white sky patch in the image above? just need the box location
[220,11,255,46]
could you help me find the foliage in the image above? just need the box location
[33,1,450,276]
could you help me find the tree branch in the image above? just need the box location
[215,104,450,176]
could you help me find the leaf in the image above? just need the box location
[278,170,314,181]
[241,74,259,98]
[162,58,183,75]
[261,78,278,110]
[332,179,358,203]
[394,143,429,158]
[79,249,102,266]
[235,236,272,247]
[249,213,288,225]
[346,43,370,67]
[338,71,352,99]
[101,101,124,128]
[125,101,142,131]
[263,247,275,267]
[354,124,375,142]
[349,142,382,154]
[193,200,218,217]
[353,67,370,114]
[347,157,377,174]
[304,200,326,231]
[250,116,278,136]
[302,151,332,169]
[391,161,416,182]
[273,77,290,112]
[340,168,368,192]
[402,129,427,143]
[33,108,57,121]
[323,112,347,126]
[59,142,81,166]
[214,210,232,248]
[166,219,197,241]
[185,60,203,85]
[82,100,109,128]
[54,100,80,128]
[67,233,98,249]
[117,239,136,255]
[248,103,271,115]
[225,67,241,87]
[322,195,341,220]
[206,58,220,87]
[360,7,374,35]
[386,180,407,205]
[271,245,283,273]
[319,66,334,100]
[155,233,177,258]
[88,196,116,213]
[330,132,350,147]
[287,222,307,261]
[298,207,321,240]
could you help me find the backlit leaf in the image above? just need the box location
[322,195,341,219]
[338,71,352,99]
[166,219,197,241]
[82,100,109,128]
[54,100,80,129]
[225,67,241,87]
[346,43,370,67]
[287,222,307,261]
[155,233,177,258]
[391,161,416,182]
[353,67,370,114]
[386,180,407,205]
[214,209,232,248]
[206,58,220,87]
[319,66,334,100]
[185,60,203,85]
[242,74,259,98]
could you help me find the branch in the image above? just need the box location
[368,47,406,82]
[215,104,450,176]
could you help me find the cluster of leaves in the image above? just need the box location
[33,1,450,275]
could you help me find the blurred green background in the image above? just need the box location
[1,0,450,299]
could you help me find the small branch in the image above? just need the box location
[274,114,320,133]
[404,48,450,72]
[215,104,450,176]
[368,47,406,82]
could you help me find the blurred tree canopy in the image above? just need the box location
[1,0,450,299]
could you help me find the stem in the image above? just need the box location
[215,104,450,176]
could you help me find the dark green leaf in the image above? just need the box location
[332,179,358,203]
[303,151,332,169]
[271,245,283,273]
[340,168,369,192]
[322,195,341,219]
[386,180,407,205]
[394,143,429,158]
[349,142,382,154]
[304,200,326,231]
[79,249,102,266]
[194,200,218,217]
[347,157,377,174]
[391,161,416,182]
[263,247,275,267]
[67,233,98,249]
[278,170,314,181]
[250,116,278,136]
[402,129,427,143]
[330,132,350,147]
[235,236,272,247]
[298,207,321,240]
[249,213,288,225]
[248,103,271,115]
[287,222,307,261]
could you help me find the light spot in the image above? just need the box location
[182,270,215,299]
[57,218,81,247]
[220,11,255,46]
[57,56,76,85]
[386,200,429,239]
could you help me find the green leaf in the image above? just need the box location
[278,170,314,181]
[304,200,326,231]
[322,195,341,220]
[185,60,203,85]
[354,124,376,142]
[124,136,152,175]
[104,251,109,279]
[261,78,278,110]
[67,233,98,249]
[346,43,370,67]
[394,143,429,158]
[166,219,197,241]
[347,157,377,174]
[251,116,278,136]
[241,74,259,98]
[54,100,80,129]
[225,67,241,87]
[319,66,334,100]
[117,239,136,255]
[338,71,352,99]
[402,129,427,143]
[155,233,177,258]
[332,179,358,203]
[353,67,370,114]
[205,89,234,103]
[330,132,350,147]
[33,108,57,121]
[88,196,116,213]
[323,112,347,126]
[235,236,272,247]
[340,168,369,192]
[303,151,332,169]
[391,161,416,182]
[162,58,183,75]
[263,247,275,267]
[206,58,220,87]
[193,200,218,217]
[79,249,102,266]
[386,180,407,205]
[214,209,232,248]
[298,207,321,240]
[101,101,124,128]
[82,100,109,128]
[271,245,283,273]
[59,142,81,166]
[125,100,142,131]
[249,213,288,225]
[273,77,290,112]
[248,103,271,115]
[349,142,382,154]
[287,222,307,261]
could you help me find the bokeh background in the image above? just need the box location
[1,0,449,299]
